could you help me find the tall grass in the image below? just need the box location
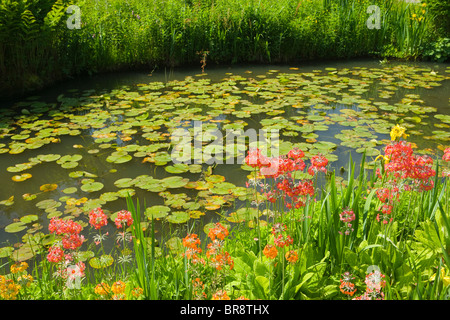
[0,0,444,98]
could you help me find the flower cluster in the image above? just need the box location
[207,222,229,241]
[10,262,28,274]
[384,141,435,191]
[443,147,450,177]
[443,148,450,162]
[211,290,230,300]
[46,218,86,288]
[245,147,326,211]
[375,187,400,224]
[353,270,386,300]
[0,275,21,300]
[263,244,278,259]
[94,280,130,300]
[285,250,299,264]
[272,223,293,248]
[182,233,203,264]
[192,278,207,300]
[374,127,437,224]
[339,208,356,235]
[47,218,84,260]
[206,223,234,271]
[339,272,357,297]
[114,210,133,229]
[89,207,108,230]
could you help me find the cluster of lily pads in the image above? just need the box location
[0,63,449,262]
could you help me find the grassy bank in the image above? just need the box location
[0,0,448,98]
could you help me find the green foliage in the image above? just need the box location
[0,0,445,98]
[422,37,450,62]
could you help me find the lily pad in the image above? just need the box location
[5,222,27,233]
[166,236,183,254]
[161,176,189,189]
[20,214,39,224]
[80,181,104,193]
[166,211,190,224]
[11,173,32,182]
[63,187,78,194]
[89,254,114,269]
[145,205,171,219]
[107,151,132,164]
[40,183,58,192]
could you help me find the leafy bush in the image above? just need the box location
[421,37,450,62]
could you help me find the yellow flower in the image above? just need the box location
[422,3,427,7]
[0,277,21,300]
[17,275,33,287]
[375,154,390,165]
[111,280,126,295]
[132,287,144,298]
[94,282,110,295]
[430,268,450,287]
[212,290,230,300]
[10,262,28,274]
[390,124,409,141]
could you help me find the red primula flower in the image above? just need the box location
[114,210,133,229]
[89,207,108,230]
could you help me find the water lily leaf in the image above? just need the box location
[40,183,58,192]
[22,193,37,201]
[89,254,114,269]
[227,207,259,223]
[166,237,183,254]
[210,182,235,195]
[165,163,189,174]
[161,176,189,188]
[205,174,226,183]
[145,205,170,219]
[77,250,95,262]
[0,246,14,258]
[11,244,36,261]
[114,178,135,188]
[0,196,14,206]
[107,151,132,164]
[81,181,104,192]
[100,192,119,202]
[5,222,27,233]
[166,211,190,224]
[37,154,61,162]
[189,210,204,218]
[36,199,61,210]
[63,187,78,194]
[57,154,83,164]
[61,161,79,169]
[20,214,38,224]
[116,188,136,197]
[11,173,32,182]
[7,163,34,173]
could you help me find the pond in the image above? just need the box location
[0,59,449,260]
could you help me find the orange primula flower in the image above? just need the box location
[285,250,299,264]
[263,244,278,259]
[207,223,229,241]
